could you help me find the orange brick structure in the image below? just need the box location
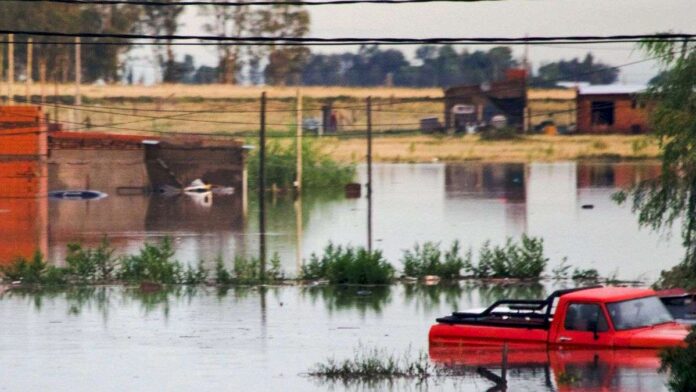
[0,106,48,265]
[576,85,651,134]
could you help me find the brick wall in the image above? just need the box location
[577,94,651,133]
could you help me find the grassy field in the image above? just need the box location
[315,134,660,163]
[7,84,654,163]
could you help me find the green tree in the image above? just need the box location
[614,39,696,289]
[141,0,185,83]
[258,2,310,85]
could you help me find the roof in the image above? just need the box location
[562,287,656,303]
[577,84,647,96]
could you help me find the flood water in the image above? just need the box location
[0,283,670,392]
[4,160,681,282]
[0,160,680,391]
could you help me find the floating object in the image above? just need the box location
[581,204,595,209]
[48,190,108,201]
[429,286,688,349]
[345,183,361,198]
[184,179,212,194]
[423,275,441,285]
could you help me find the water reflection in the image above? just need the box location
[0,159,681,281]
[301,285,392,315]
[430,345,666,391]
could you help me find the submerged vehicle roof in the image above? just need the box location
[562,287,655,303]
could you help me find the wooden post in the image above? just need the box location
[39,57,46,105]
[0,37,4,103]
[295,88,303,193]
[26,38,32,104]
[259,92,267,277]
[53,72,59,125]
[74,37,82,125]
[8,33,14,103]
[367,96,373,253]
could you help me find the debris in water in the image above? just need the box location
[581,204,595,209]
[48,190,108,201]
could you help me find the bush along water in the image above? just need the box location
[401,241,468,279]
[0,237,284,287]
[660,326,696,392]
[401,235,548,280]
[301,243,394,285]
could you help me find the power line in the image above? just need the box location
[6,0,499,5]
[0,29,693,46]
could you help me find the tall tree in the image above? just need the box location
[614,40,696,289]
[141,0,185,83]
[258,2,310,85]
[201,1,253,84]
[534,53,619,86]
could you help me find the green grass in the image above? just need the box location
[308,347,432,381]
[301,243,395,284]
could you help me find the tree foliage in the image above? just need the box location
[614,39,696,289]
[532,53,619,86]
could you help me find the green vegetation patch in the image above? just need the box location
[301,243,394,284]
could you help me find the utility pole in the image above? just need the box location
[75,37,82,125]
[259,92,267,278]
[295,88,304,272]
[39,57,46,105]
[295,89,303,193]
[0,37,4,104]
[26,38,32,104]
[8,33,14,104]
[367,96,373,253]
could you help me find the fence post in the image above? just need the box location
[367,96,373,253]
[26,38,32,104]
[259,91,267,278]
[8,33,14,103]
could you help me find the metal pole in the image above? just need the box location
[26,38,32,104]
[367,96,373,253]
[259,91,267,278]
[0,36,4,104]
[295,88,303,193]
[8,33,14,104]
[75,37,81,125]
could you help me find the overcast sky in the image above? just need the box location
[136,0,694,84]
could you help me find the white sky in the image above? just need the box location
[133,0,695,84]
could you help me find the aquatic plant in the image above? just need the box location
[301,243,394,284]
[660,326,696,392]
[401,241,468,278]
[571,267,600,282]
[213,253,283,285]
[0,251,67,285]
[308,346,432,381]
[65,237,116,283]
[182,261,208,285]
[468,235,548,279]
[246,139,356,190]
[117,237,183,284]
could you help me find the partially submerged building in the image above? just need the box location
[576,84,650,134]
[0,105,247,264]
[444,73,527,132]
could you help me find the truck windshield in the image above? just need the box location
[607,296,673,330]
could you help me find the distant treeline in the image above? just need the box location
[0,2,618,87]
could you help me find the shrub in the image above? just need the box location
[572,267,600,281]
[302,243,394,284]
[246,139,356,190]
[0,251,67,285]
[65,237,116,282]
[309,347,432,381]
[660,326,696,392]
[215,253,283,285]
[118,237,183,284]
[467,235,548,279]
[479,127,520,141]
[401,241,467,278]
[182,261,208,285]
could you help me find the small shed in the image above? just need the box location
[576,84,650,134]
[444,78,526,132]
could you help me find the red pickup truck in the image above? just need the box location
[429,286,688,349]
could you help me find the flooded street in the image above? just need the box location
[21,160,682,281]
[0,160,681,391]
[0,283,670,391]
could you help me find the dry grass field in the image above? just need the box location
[9,83,650,163]
[315,134,660,163]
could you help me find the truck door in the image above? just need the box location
[554,303,614,348]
